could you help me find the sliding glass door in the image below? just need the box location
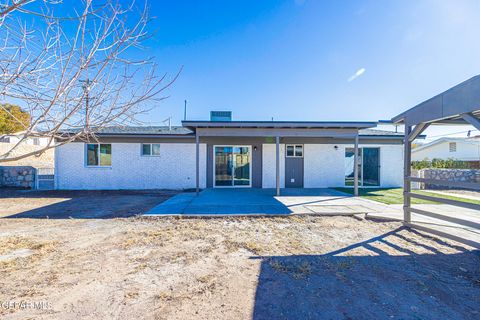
[344,147,380,187]
[214,146,251,187]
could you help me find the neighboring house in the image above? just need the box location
[0,131,54,168]
[0,131,51,146]
[55,113,405,190]
[412,137,480,162]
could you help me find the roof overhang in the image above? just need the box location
[392,75,480,126]
[182,121,379,138]
[182,120,377,130]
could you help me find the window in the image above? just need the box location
[32,138,40,146]
[286,145,303,157]
[142,143,160,156]
[0,136,10,143]
[449,142,457,152]
[86,144,111,166]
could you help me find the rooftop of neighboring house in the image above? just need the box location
[413,137,480,153]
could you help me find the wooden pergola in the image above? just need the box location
[392,75,480,225]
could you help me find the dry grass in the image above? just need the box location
[0,215,477,320]
[269,259,312,279]
[0,236,58,271]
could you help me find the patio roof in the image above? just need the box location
[182,120,377,130]
[392,75,480,127]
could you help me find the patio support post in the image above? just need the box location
[195,133,199,195]
[276,136,280,196]
[353,134,359,196]
[403,124,412,223]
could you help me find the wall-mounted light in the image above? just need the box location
[254,146,257,151]
[334,145,338,150]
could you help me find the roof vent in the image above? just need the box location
[210,111,232,122]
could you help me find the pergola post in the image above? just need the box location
[353,134,359,196]
[195,133,200,195]
[403,124,412,223]
[275,136,280,196]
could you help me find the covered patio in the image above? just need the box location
[183,120,380,196]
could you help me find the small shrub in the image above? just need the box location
[412,158,475,170]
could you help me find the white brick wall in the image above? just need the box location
[56,141,403,190]
[304,144,345,187]
[56,142,206,190]
[263,143,403,188]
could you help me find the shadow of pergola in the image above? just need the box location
[252,226,480,319]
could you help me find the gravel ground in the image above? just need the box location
[0,190,478,319]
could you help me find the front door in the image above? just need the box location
[285,144,304,188]
[214,146,251,187]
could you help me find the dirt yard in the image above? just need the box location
[0,190,479,319]
[0,189,178,219]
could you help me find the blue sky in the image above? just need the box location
[141,0,480,139]
[22,0,480,139]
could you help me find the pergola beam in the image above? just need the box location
[462,113,480,131]
[408,123,429,142]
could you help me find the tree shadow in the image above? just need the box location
[252,227,480,319]
[0,188,177,219]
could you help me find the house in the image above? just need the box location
[0,131,54,168]
[0,131,51,146]
[412,137,480,162]
[55,114,405,190]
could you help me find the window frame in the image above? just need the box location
[85,143,112,167]
[285,144,304,158]
[141,143,161,157]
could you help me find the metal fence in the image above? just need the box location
[36,168,55,190]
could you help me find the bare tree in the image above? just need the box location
[0,0,179,161]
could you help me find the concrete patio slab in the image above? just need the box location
[144,188,387,216]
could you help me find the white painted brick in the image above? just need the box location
[304,144,345,188]
[56,142,403,190]
[56,142,206,190]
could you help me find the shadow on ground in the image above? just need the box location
[252,227,480,319]
[0,188,178,218]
